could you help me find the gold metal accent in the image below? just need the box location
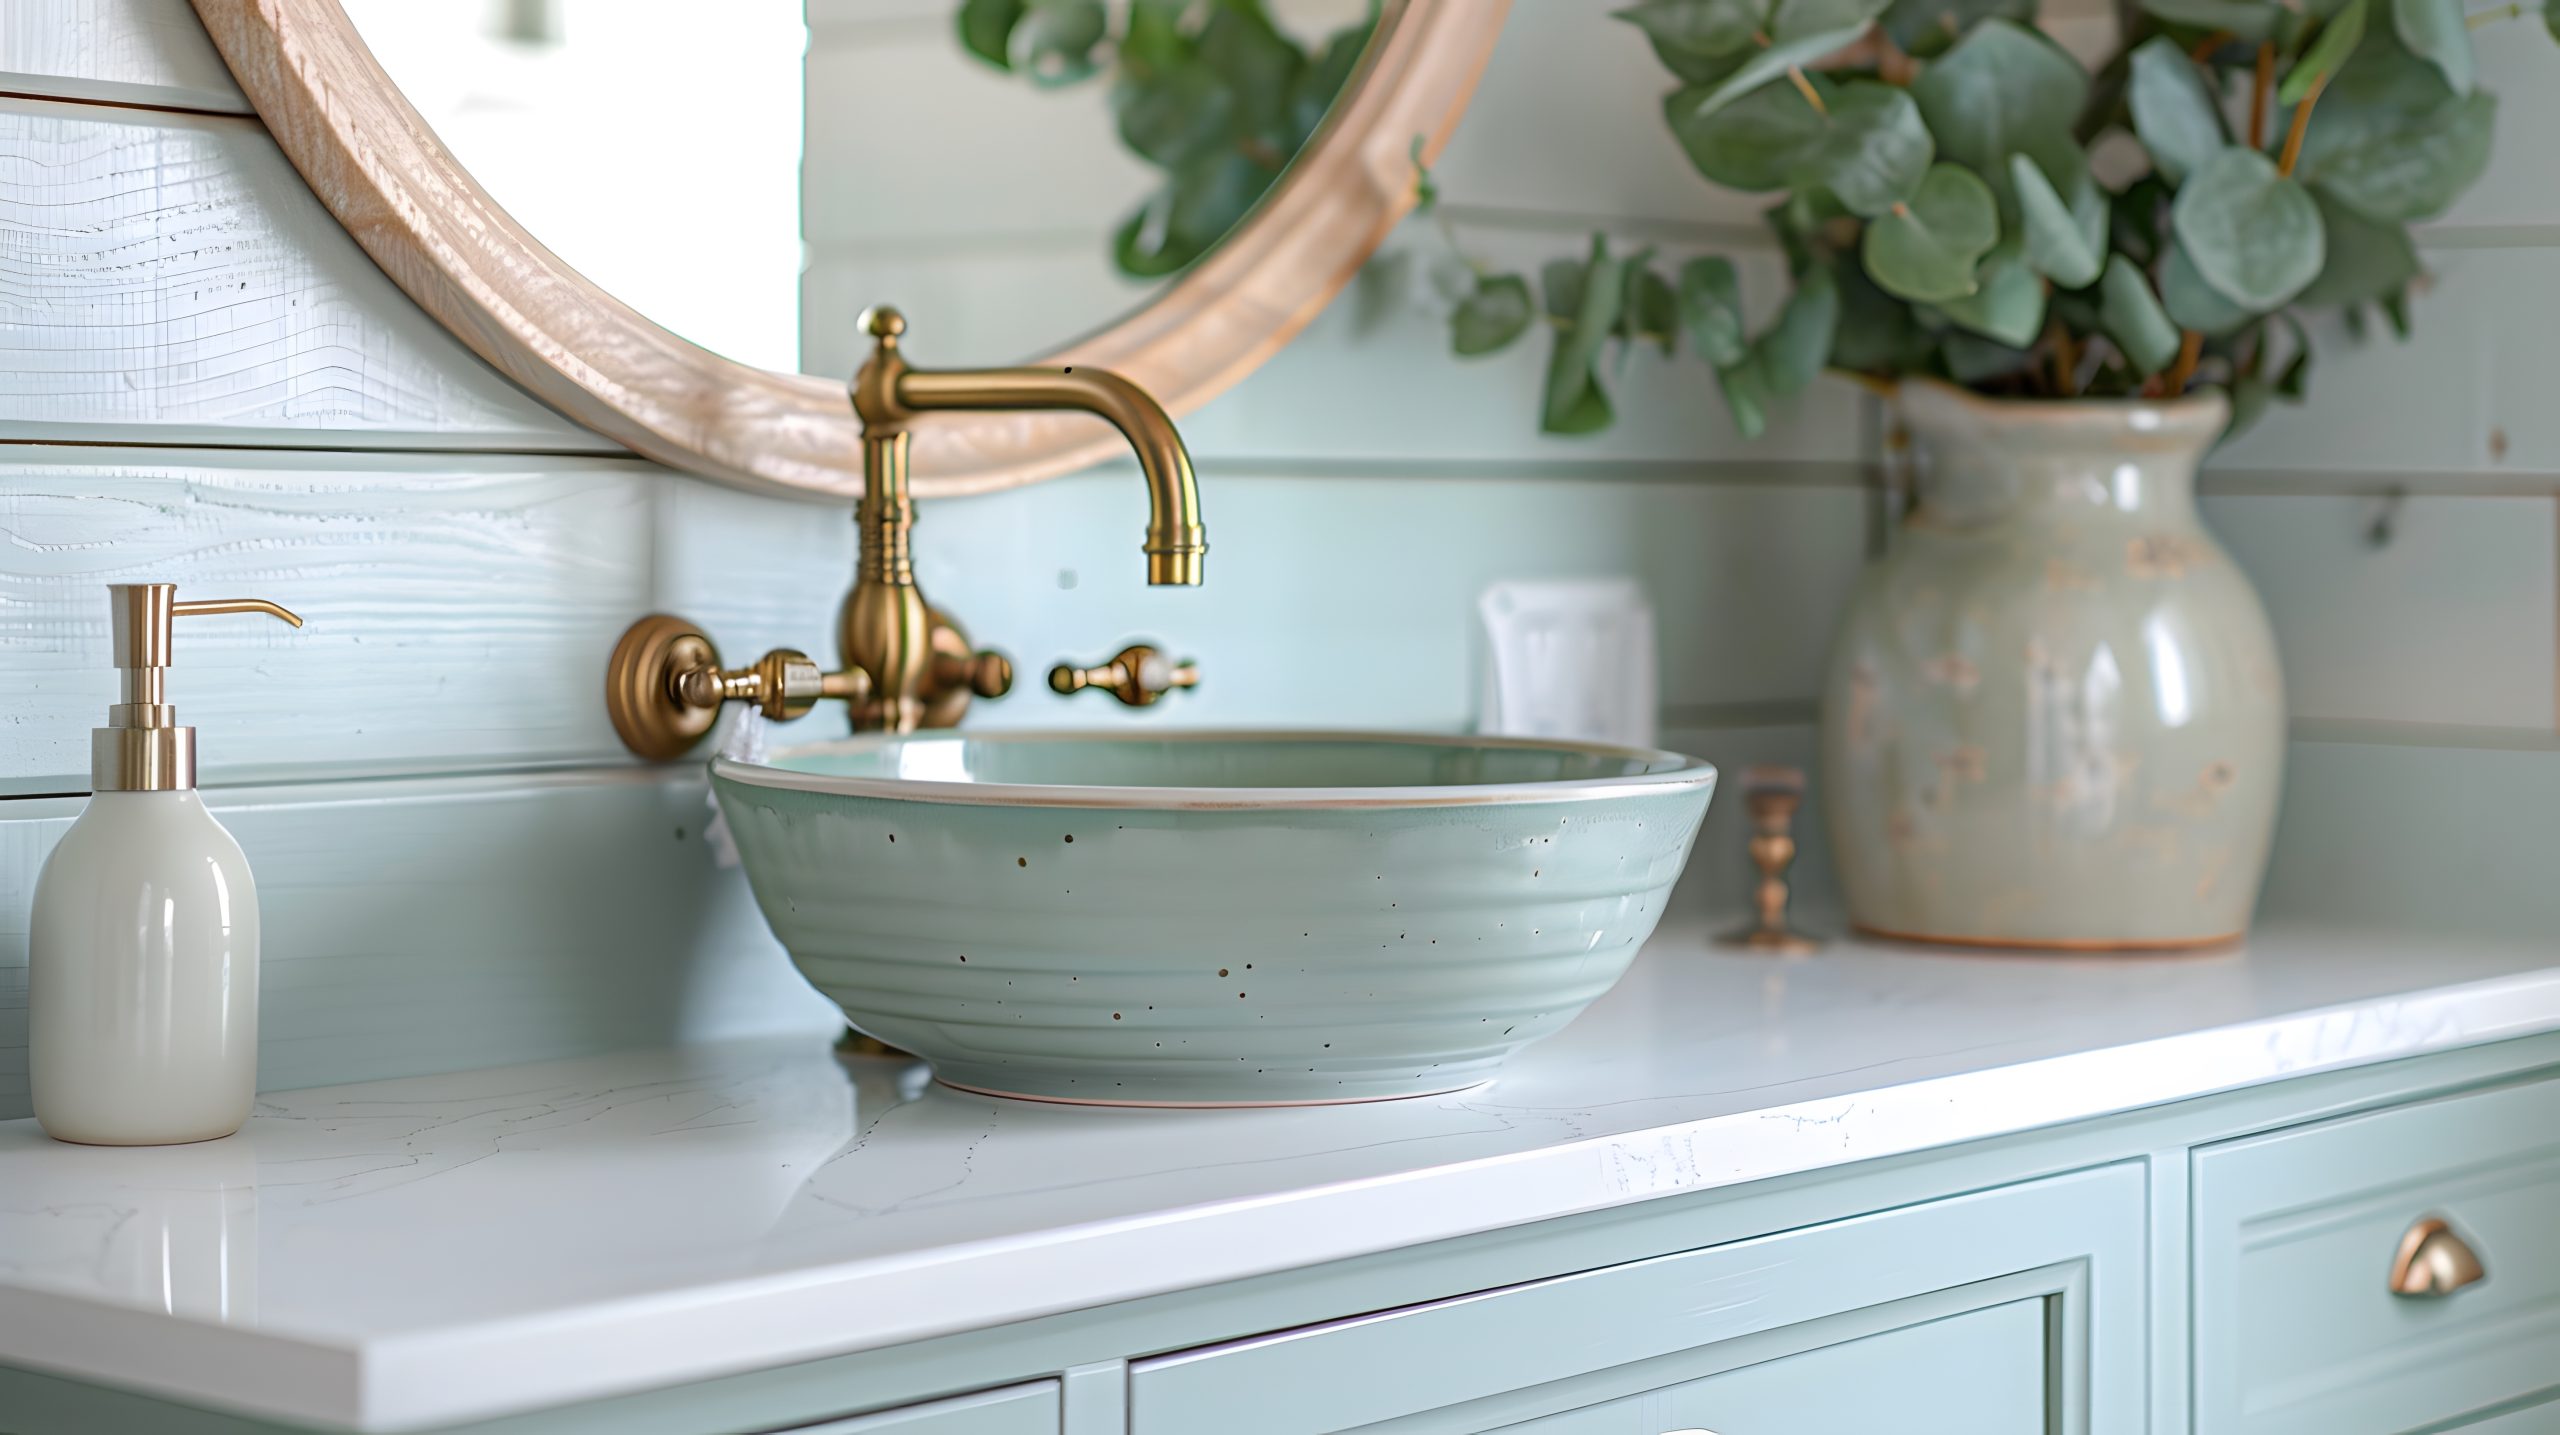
[601,304,1203,758]
[852,305,1207,589]
[2389,1217,2486,1298]
[94,584,303,791]
[1719,765,1821,955]
[837,1030,915,1061]
[1048,643,1200,708]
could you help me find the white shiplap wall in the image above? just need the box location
[1,0,2555,1119]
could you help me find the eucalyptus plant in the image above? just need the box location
[956,0,1375,277]
[1429,0,2552,436]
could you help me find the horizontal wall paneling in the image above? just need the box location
[0,97,616,452]
[0,447,854,794]
[0,0,248,112]
[0,769,843,1122]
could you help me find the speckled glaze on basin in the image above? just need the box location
[711,730,1714,1106]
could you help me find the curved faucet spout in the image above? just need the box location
[852,307,1207,586]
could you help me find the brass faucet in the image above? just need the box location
[605,306,1208,761]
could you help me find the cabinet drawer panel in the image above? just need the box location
[791,1381,1060,1434]
[1502,1296,2048,1434]
[2194,1071,2560,1435]
[1131,1164,2142,1435]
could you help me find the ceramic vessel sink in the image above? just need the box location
[712,730,1715,1106]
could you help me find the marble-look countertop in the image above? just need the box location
[5,920,2559,1432]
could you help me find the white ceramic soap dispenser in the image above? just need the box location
[29,584,302,1145]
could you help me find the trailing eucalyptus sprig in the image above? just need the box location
[955,0,1375,277]
[1433,0,2552,436]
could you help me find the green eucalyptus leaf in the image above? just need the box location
[1942,330,2037,384]
[2223,374,2276,443]
[1716,354,1774,439]
[2171,147,2326,309]
[1879,0,2033,58]
[2139,0,2285,41]
[1613,0,1766,67]
[2279,0,2367,106]
[2010,152,2106,288]
[1619,253,1679,356]
[2127,37,2226,185]
[1117,0,1187,68]
[1830,258,1936,372]
[2110,176,2174,268]
[2381,285,2413,337]
[1911,21,2090,204]
[1801,83,1936,217]
[1116,65,1234,167]
[2292,40,2495,221]
[1679,256,1750,366]
[1668,76,1932,217]
[1937,243,2047,347]
[1543,237,1628,434]
[2295,186,2421,305]
[1111,148,1267,277]
[1757,266,1841,394]
[1861,163,2001,303]
[1674,0,1889,119]
[1197,2,1304,139]
[2273,313,2314,397]
[1288,15,1376,146]
[1665,76,1812,191]
[1013,0,1109,87]
[1765,189,1837,272]
[2391,0,2474,95]
[1452,273,1535,356]
[2100,255,2182,376]
[2160,242,2259,335]
[958,0,1026,69]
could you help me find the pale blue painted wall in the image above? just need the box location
[1,0,2556,1118]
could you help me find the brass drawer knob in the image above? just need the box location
[1049,643,1198,707]
[2389,1216,2486,1298]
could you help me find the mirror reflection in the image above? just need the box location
[342,0,1380,380]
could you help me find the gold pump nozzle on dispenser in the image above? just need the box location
[95,584,302,792]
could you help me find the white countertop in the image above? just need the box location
[6,918,2559,1432]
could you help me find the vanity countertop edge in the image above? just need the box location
[3,915,2557,1432]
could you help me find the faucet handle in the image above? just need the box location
[606,615,854,761]
[1048,643,1199,708]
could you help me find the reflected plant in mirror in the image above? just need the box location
[1424,0,2554,439]
[955,0,1380,276]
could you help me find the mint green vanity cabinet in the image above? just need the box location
[791,1383,1060,1434]
[2193,1072,2560,1435]
[1495,1297,2049,1434]
[1130,1164,2144,1434]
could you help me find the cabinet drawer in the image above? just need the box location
[790,1380,1060,1434]
[1496,1295,2048,1434]
[2194,1071,2560,1435]
[1131,1163,2143,1434]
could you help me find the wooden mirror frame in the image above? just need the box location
[187,0,1505,501]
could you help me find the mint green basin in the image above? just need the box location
[712,730,1714,1106]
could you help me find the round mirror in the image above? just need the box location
[191,0,1501,498]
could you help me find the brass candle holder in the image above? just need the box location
[1718,764,1822,955]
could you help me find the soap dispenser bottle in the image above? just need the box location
[30,584,301,1145]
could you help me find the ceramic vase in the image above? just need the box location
[1818,381,2284,950]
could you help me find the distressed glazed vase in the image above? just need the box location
[1819,381,2284,950]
